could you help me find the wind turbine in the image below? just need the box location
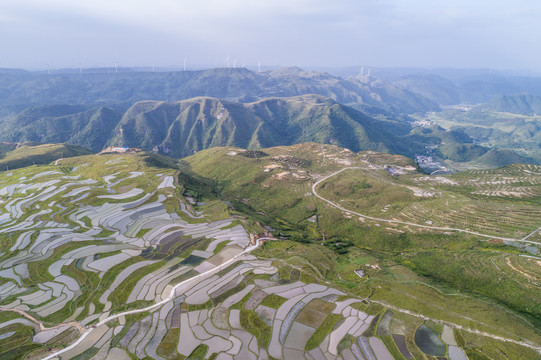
[46,63,51,75]
[114,61,118,73]
[152,62,156,72]
[257,59,262,73]
[184,57,187,71]
[225,54,230,68]
[233,58,237,68]
[360,66,364,76]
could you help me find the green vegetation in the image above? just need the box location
[461,331,541,360]
[305,313,342,351]
[186,344,208,360]
[239,309,272,348]
[188,300,213,312]
[465,349,492,360]
[407,250,541,321]
[260,294,288,309]
[230,292,252,310]
[0,323,40,360]
[109,261,165,309]
[336,334,357,354]
[0,140,539,359]
[437,142,487,162]
[70,347,100,360]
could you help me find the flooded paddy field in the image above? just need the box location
[414,324,446,356]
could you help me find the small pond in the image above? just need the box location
[414,324,446,356]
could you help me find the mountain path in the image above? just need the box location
[312,167,541,245]
[0,308,85,334]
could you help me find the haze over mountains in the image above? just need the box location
[0,67,439,114]
[2,66,541,168]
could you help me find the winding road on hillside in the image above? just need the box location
[313,167,541,352]
[312,167,541,245]
[41,237,271,360]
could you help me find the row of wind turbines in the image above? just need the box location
[224,54,262,72]
[44,56,264,75]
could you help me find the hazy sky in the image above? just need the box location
[1,0,540,71]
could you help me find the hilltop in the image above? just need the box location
[0,142,91,170]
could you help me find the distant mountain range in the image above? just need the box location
[0,67,439,115]
[393,74,541,105]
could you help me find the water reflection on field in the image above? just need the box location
[414,324,446,356]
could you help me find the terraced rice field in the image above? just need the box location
[0,155,264,358]
[0,153,421,360]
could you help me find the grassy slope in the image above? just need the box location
[181,143,541,352]
[0,142,92,170]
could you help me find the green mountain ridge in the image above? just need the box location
[2,95,535,168]
[0,95,415,158]
[110,95,414,158]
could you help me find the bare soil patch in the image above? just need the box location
[244,289,267,310]
[296,299,334,328]
[117,183,136,193]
